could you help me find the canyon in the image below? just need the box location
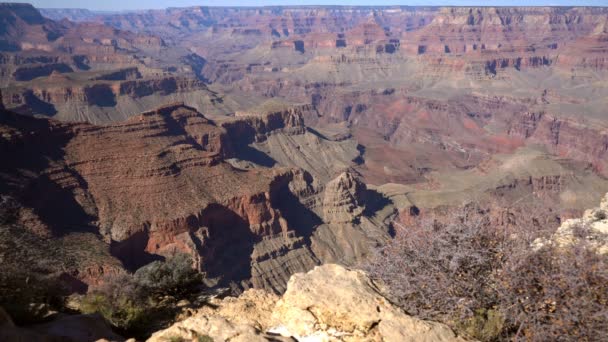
[0,100,394,292]
[0,4,608,339]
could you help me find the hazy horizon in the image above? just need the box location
[18,0,608,11]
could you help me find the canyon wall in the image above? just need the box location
[0,102,392,292]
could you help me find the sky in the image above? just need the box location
[22,0,608,11]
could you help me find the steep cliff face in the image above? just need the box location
[556,27,608,71]
[2,76,228,123]
[507,111,608,175]
[0,103,393,292]
[0,3,62,52]
[221,105,307,144]
[399,7,608,75]
[41,6,437,38]
[1,104,301,290]
[0,4,217,121]
[5,77,211,106]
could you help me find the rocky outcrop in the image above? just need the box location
[222,105,308,144]
[148,264,466,342]
[249,232,319,293]
[93,67,142,81]
[322,172,366,224]
[149,315,290,342]
[534,193,608,254]
[271,264,466,341]
[268,169,394,267]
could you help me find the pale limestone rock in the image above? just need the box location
[270,264,466,342]
[533,192,608,254]
[195,289,279,330]
[147,315,273,342]
[148,264,466,342]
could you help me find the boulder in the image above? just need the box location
[270,264,466,342]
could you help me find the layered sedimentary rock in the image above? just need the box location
[148,264,466,342]
[0,102,392,292]
[322,172,366,224]
[507,111,608,175]
[1,103,303,290]
[3,2,608,300]
[0,4,227,121]
[2,75,228,123]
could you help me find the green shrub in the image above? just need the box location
[81,254,203,336]
[134,254,202,297]
[456,309,504,341]
[196,334,214,342]
[80,273,148,331]
[165,336,185,342]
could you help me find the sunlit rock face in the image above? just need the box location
[148,264,467,342]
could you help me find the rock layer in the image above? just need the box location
[0,102,391,292]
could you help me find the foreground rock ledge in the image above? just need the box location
[534,193,608,254]
[148,264,466,342]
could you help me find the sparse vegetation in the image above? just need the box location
[364,204,608,341]
[0,198,68,324]
[1,196,205,337]
[0,263,67,324]
[0,195,122,324]
[134,253,202,297]
[165,335,186,342]
[80,253,204,337]
[80,273,148,331]
[196,334,214,342]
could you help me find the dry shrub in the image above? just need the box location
[499,236,608,340]
[364,204,608,341]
